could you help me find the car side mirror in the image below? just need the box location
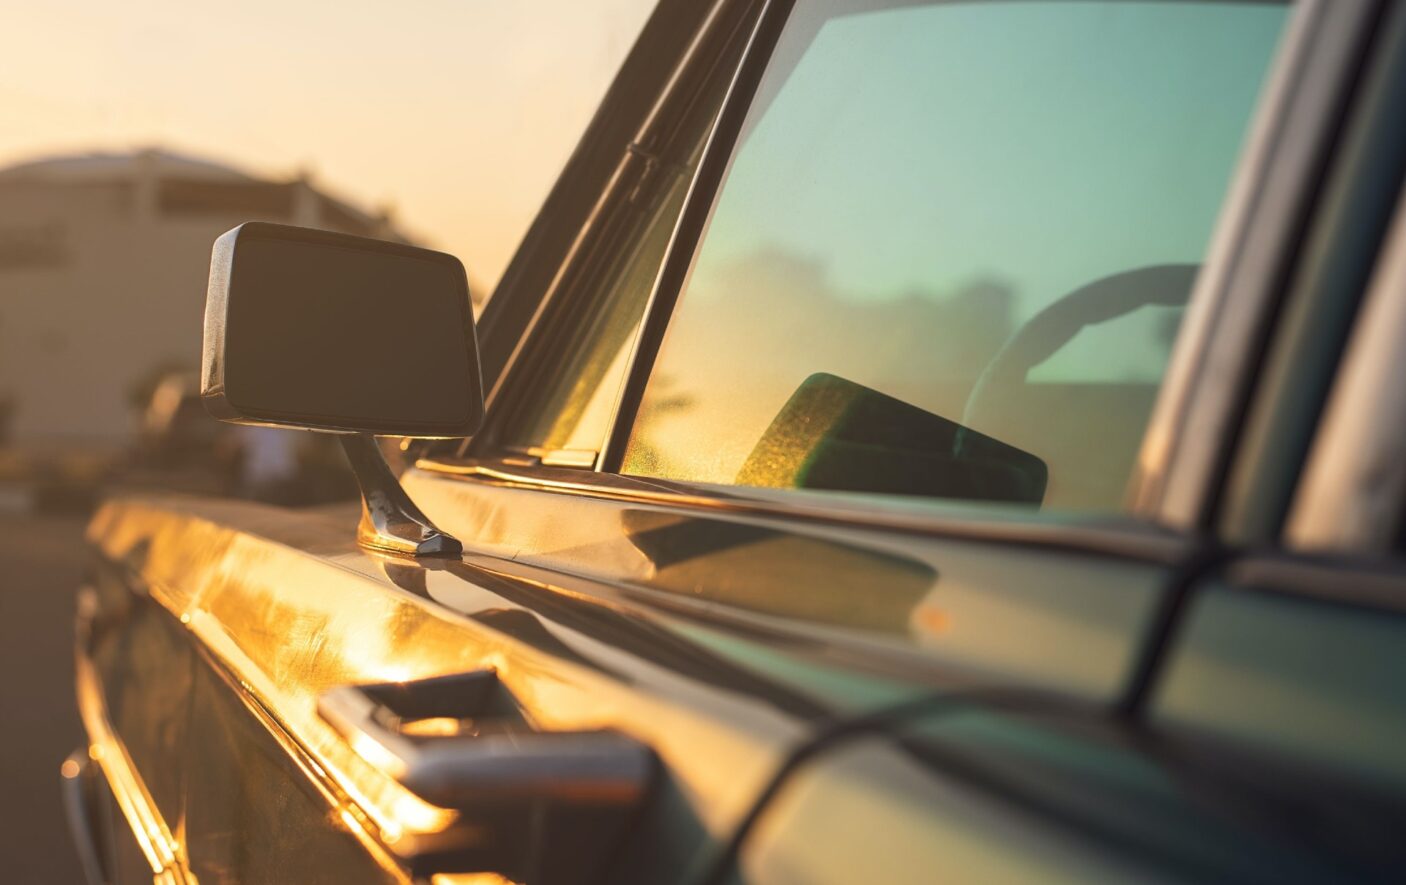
[202,221,482,557]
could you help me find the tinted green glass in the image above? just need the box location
[624,0,1288,512]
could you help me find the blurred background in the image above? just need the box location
[0,2,653,879]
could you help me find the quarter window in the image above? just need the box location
[622,0,1289,512]
[501,167,696,460]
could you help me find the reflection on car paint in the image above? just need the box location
[406,470,1168,700]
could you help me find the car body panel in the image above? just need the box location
[77,496,815,881]
[1153,578,1406,789]
[728,705,1401,885]
[81,496,801,880]
[402,465,1179,703]
[722,561,1406,885]
[79,456,1178,882]
[727,730,1174,885]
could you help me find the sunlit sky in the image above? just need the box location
[0,0,656,291]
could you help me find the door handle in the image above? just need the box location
[318,669,656,883]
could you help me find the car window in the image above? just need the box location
[489,11,744,465]
[499,163,697,461]
[621,0,1289,513]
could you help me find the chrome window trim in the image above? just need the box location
[1286,190,1406,553]
[416,457,1188,564]
[1130,0,1381,528]
[74,651,191,883]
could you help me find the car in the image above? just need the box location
[63,0,1406,883]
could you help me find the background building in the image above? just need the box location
[0,148,411,452]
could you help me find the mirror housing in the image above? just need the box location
[202,221,483,438]
[202,222,481,558]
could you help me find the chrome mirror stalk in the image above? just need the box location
[339,434,462,558]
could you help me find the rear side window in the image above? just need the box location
[622,0,1289,513]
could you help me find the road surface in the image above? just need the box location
[0,515,88,884]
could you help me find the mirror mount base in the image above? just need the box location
[339,434,462,559]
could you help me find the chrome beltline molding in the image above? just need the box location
[74,648,192,884]
[415,458,1185,564]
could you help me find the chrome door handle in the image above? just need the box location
[318,669,656,883]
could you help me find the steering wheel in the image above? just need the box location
[960,264,1200,437]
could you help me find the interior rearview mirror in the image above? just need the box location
[737,374,1047,505]
[202,221,483,438]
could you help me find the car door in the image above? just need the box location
[402,0,1383,881]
